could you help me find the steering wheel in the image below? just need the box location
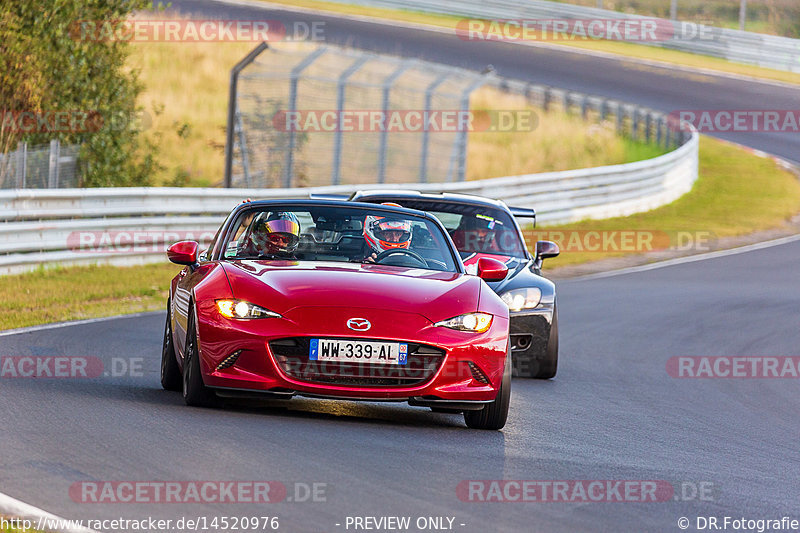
[373,248,427,267]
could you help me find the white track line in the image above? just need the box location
[0,491,96,533]
[211,0,800,91]
[0,311,162,338]
[567,232,800,282]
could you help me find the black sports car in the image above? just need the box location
[346,190,560,379]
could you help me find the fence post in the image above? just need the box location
[616,104,624,135]
[234,106,252,187]
[332,55,370,186]
[224,42,269,188]
[284,46,327,188]
[656,116,664,148]
[418,72,450,183]
[378,61,411,184]
[645,112,652,144]
[48,139,60,188]
[454,73,490,182]
[15,142,27,189]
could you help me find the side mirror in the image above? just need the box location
[167,241,199,266]
[534,240,560,269]
[477,257,508,282]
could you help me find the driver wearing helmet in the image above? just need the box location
[245,211,301,258]
[362,214,413,263]
[451,214,501,253]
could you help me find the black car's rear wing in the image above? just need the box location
[308,193,350,200]
[509,206,536,227]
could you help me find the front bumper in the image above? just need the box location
[194,301,509,405]
[509,304,554,362]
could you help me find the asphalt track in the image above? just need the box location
[2,2,800,532]
[2,239,799,532]
[167,0,800,163]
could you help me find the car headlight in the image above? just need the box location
[500,288,542,311]
[435,313,493,333]
[215,299,281,319]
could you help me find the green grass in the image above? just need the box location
[2,137,798,330]
[536,136,800,267]
[258,0,800,86]
[0,263,179,330]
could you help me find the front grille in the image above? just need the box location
[269,337,446,387]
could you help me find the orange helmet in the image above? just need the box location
[363,215,412,253]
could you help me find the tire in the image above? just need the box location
[161,301,182,391]
[182,308,216,407]
[534,304,559,379]
[464,347,511,430]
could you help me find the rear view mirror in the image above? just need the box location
[534,240,560,269]
[167,241,199,266]
[477,257,508,282]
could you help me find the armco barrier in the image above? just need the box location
[0,130,698,275]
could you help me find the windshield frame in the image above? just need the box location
[350,196,531,261]
[210,200,465,273]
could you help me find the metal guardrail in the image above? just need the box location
[0,129,698,274]
[326,0,800,73]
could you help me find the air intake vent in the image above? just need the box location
[467,362,490,384]
[269,337,446,387]
[217,350,242,370]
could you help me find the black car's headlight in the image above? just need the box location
[500,288,542,311]
[435,313,493,333]
[215,299,281,319]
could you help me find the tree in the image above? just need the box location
[0,0,160,186]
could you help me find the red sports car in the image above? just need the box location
[161,200,512,429]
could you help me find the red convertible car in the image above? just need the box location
[161,200,512,429]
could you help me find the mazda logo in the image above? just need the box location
[347,318,371,331]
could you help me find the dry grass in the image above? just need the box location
[467,87,663,179]
[129,40,254,186]
[129,43,662,186]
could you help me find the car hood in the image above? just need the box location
[221,260,481,323]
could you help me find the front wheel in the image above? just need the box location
[161,301,181,391]
[464,348,511,430]
[182,309,216,407]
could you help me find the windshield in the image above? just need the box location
[221,205,459,272]
[356,199,528,259]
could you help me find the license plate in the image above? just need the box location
[309,339,408,365]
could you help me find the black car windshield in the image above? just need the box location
[221,205,458,272]
[356,199,528,259]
